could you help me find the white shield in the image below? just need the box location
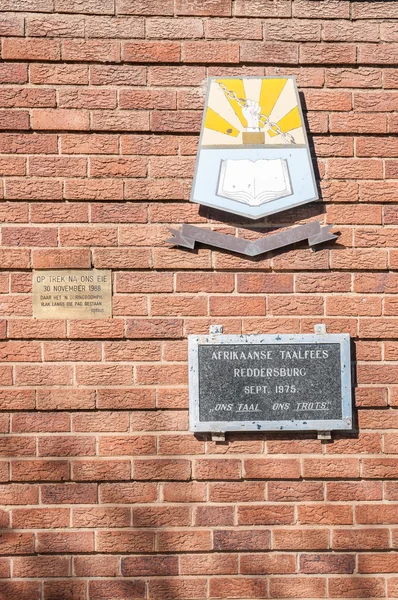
[191,76,318,220]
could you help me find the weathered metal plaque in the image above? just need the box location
[189,333,352,432]
[33,270,112,319]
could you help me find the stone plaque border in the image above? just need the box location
[188,332,352,433]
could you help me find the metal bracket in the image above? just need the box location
[314,323,327,335]
[209,325,224,442]
[211,432,226,442]
[317,431,332,440]
[210,324,223,335]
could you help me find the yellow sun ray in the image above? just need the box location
[204,107,240,137]
[216,78,247,128]
[259,78,288,118]
[268,106,302,137]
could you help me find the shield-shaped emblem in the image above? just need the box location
[191,76,318,220]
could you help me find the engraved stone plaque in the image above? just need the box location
[33,270,112,319]
[189,333,352,432]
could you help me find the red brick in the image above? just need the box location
[99,436,155,456]
[62,39,120,62]
[122,554,178,576]
[74,555,118,577]
[244,458,300,479]
[194,506,233,526]
[162,482,206,502]
[326,433,381,454]
[134,458,190,480]
[72,459,130,481]
[31,203,88,223]
[30,64,88,85]
[359,553,398,573]
[238,505,294,525]
[210,295,265,316]
[13,413,70,433]
[214,529,270,551]
[135,364,187,385]
[100,482,157,504]
[331,249,387,270]
[91,203,147,223]
[43,581,86,600]
[209,578,267,599]
[181,553,237,575]
[6,178,62,200]
[300,553,355,574]
[11,460,69,481]
[302,457,359,478]
[96,530,154,553]
[43,341,101,362]
[92,110,149,131]
[38,436,95,457]
[13,556,70,577]
[92,248,151,268]
[356,504,398,525]
[148,579,207,600]
[268,481,324,502]
[176,0,231,16]
[86,15,143,37]
[73,506,130,528]
[330,112,387,134]
[126,318,182,339]
[326,67,381,88]
[37,389,95,411]
[117,0,174,16]
[269,577,326,598]
[133,505,190,527]
[3,38,60,60]
[151,295,206,316]
[26,13,84,37]
[41,483,97,504]
[89,581,145,600]
[329,577,385,598]
[194,458,241,480]
[240,553,295,575]
[0,63,27,84]
[0,484,38,505]
[355,388,387,408]
[333,528,389,551]
[328,158,383,180]
[97,389,155,410]
[3,226,58,247]
[0,582,40,599]
[12,508,70,529]
[241,42,298,63]
[158,434,204,455]
[123,41,180,62]
[147,16,203,38]
[33,249,91,269]
[91,64,146,86]
[269,295,323,316]
[157,530,211,551]
[298,504,352,525]
[0,110,29,130]
[274,529,329,550]
[0,390,35,410]
[32,109,89,131]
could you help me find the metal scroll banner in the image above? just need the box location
[168,221,337,257]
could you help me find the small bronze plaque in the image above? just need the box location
[33,269,112,319]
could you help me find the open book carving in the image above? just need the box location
[217,158,292,206]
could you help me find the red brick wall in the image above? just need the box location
[0,1,397,598]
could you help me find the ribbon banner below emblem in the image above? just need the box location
[168,221,337,257]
